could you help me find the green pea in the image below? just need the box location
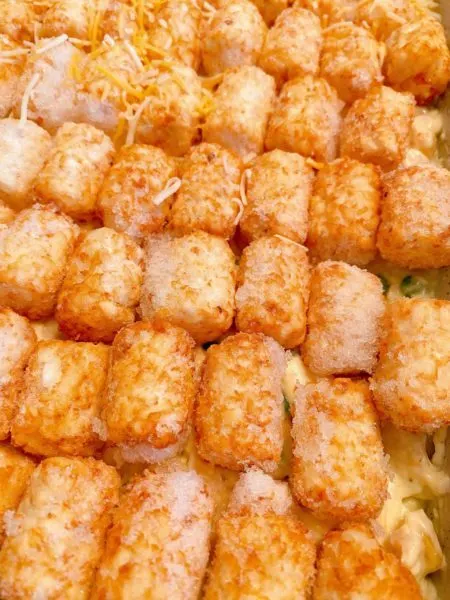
[400,275,426,298]
[376,273,391,295]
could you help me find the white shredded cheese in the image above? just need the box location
[152,177,182,206]
[103,34,116,47]
[274,234,307,249]
[240,169,251,207]
[35,34,69,55]
[124,41,144,71]
[20,73,40,126]
[233,198,244,226]
[125,96,151,146]
[0,48,30,58]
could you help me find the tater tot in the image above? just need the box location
[97,144,176,243]
[320,22,384,103]
[79,41,138,121]
[11,340,109,458]
[259,6,322,87]
[307,158,381,266]
[291,379,388,521]
[34,122,115,221]
[227,469,294,516]
[0,308,36,440]
[203,66,276,160]
[55,227,143,342]
[265,75,344,162]
[135,62,203,157]
[204,471,316,599]
[195,333,285,472]
[13,41,83,134]
[384,17,450,105]
[302,261,385,376]
[236,236,310,348]
[355,0,424,41]
[146,0,202,69]
[314,524,422,599]
[0,119,52,211]
[339,85,415,171]
[371,299,450,433]
[100,0,138,40]
[0,444,35,545]
[0,205,80,320]
[169,143,242,239]
[297,0,358,25]
[239,150,313,244]
[250,0,290,25]
[140,231,236,344]
[101,322,196,464]
[92,470,213,600]
[201,0,267,76]
[0,0,34,41]
[377,164,450,269]
[40,0,91,39]
[0,457,120,600]
[0,35,26,119]
[0,200,14,224]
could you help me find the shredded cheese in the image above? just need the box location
[20,73,41,126]
[274,234,307,250]
[125,96,151,145]
[96,65,144,100]
[35,34,69,55]
[233,198,245,226]
[306,157,325,170]
[124,41,144,71]
[0,48,30,58]
[103,34,116,48]
[152,177,182,206]
[239,169,251,207]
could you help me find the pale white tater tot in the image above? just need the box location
[265,75,344,162]
[201,0,267,76]
[0,457,120,600]
[340,85,415,171]
[203,65,276,160]
[140,231,236,344]
[372,298,450,433]
[377,164,450,269]
[101,321,196,464]
[97,144,177,243]
[195,333,285,473]
[0,308,36,440]
[314,524,422,598]
[291,378,388,521]
[240,149,314,244]
[92,470,213,600]
[236,235,310,348]
[34,122,115,221]
[307,158,381,266]
[11,340,109,458]
[302,261,385,376]
[0,119,52,211]
[204,471,316,599]
[55,227,143,343]
[0,205,80,319]
[259,6,322,87]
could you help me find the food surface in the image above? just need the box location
[0,1,449,599]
